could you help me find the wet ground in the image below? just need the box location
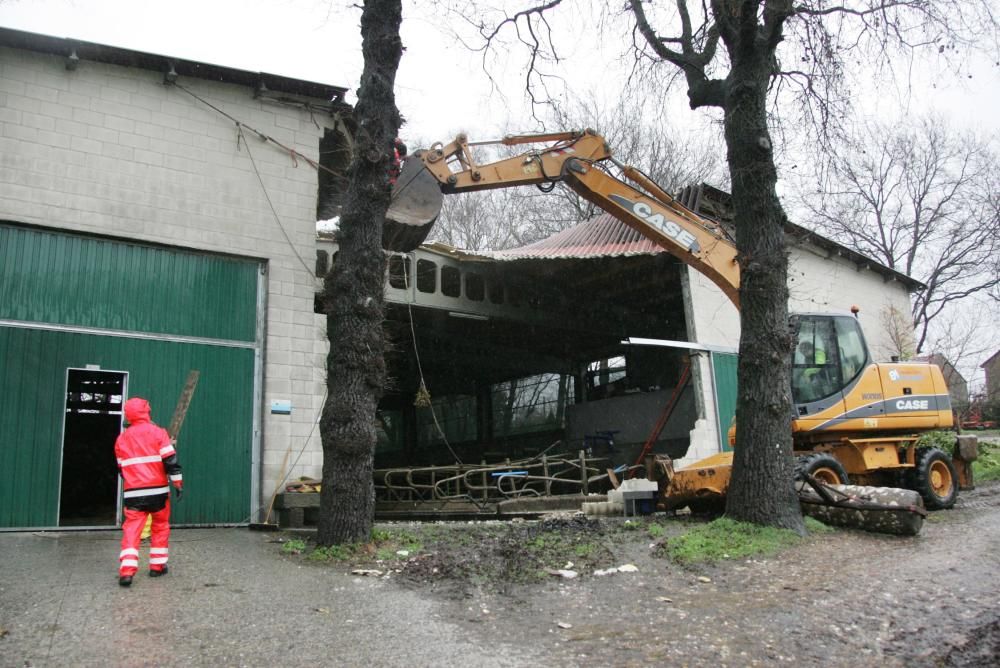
[398,479,1000,667]
[2,480,998,667]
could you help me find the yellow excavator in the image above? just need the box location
[384,129,967,511]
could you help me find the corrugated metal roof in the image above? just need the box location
[423,213,666,262]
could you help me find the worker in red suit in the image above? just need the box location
[388,138,407,185]
[115,397,183,587]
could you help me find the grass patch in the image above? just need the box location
[973,439,1000,482]
[804,517,835,533]
[280,527,425,564]
[647,523,665,538]
[659,517,805,565]
[281,539,307,555]
[308,544,356,561]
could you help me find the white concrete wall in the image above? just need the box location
[787,242,913,362]
[682,237,916,463]
[0,45,336,516]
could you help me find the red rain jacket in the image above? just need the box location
[115,397,183,511]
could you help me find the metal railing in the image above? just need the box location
[374,449,640,504]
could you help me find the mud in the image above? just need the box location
[372,480,1000,666]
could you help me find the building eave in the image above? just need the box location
[0,26,350,106]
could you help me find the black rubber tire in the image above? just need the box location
[686,498,726,516]
[794,452,850,485]
[910,447,958,510]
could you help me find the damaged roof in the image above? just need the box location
[424,213,664,261]
[422,184,924,292]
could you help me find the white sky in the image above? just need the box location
[2,0,995,141]
[2,0,998,384]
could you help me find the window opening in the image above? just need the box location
[441,266,461,298]
[792,318,843,403]
[465,272,485,301]
[493,373,574,438]
[388,255,411,290]
[488,280,504,304]
[416,259,437,293]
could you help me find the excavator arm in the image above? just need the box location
[385,129,741,306]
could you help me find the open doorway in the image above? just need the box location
[59,368,128,527]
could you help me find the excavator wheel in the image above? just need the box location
[686,497,726,516]
[794,452,849,486]
[909,447,958,510]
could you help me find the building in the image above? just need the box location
[983,350,1000,404]
[0,27,351,529]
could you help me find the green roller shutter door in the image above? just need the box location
[0,224,261,528]
[711,352,738,452]
[0,225,258,339]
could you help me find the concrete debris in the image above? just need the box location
[557,622,573,629]
[593,564,639,576]
[549,569,579,579]
[697,576,712,583]
[352,569,383,577]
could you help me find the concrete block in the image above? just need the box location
[3,123,38,142]
[0,76,26,95]
[0,106,21,124]
[24,83,59,103]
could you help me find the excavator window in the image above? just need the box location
[792,317,842,403]
[791,315,870,404]
[834,316,869,385]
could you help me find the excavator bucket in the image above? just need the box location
[383,156,443,252]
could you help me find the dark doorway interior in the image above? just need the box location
[59,368,127,527]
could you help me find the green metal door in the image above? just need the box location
[711,352,738,452]
[0,224,261,528]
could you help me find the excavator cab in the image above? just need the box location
[790,314,869,410]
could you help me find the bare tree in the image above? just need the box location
[878,305,918,361]
[318,0,403,545]
[435,0,997,531]
[799,117,1000,353]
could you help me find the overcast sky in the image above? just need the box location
[2,0,998,384]
[6,1,994,138]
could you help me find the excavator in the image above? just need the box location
[382,128,970,512]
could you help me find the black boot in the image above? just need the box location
[149,565,168,577]
[119,575,133,587]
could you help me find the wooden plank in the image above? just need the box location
[167,370,200,441]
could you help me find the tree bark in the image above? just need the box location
[722,58,805,533]
[317,0,403,545]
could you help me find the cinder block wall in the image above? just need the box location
[0,45,337,517]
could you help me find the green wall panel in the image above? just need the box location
[0,224,259,342]
[712,352,738,452]
[0,327,255,527]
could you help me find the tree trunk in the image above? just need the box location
[722,61,805,533]
[317,0,403,546]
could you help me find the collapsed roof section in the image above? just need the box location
[378,213,689,407]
